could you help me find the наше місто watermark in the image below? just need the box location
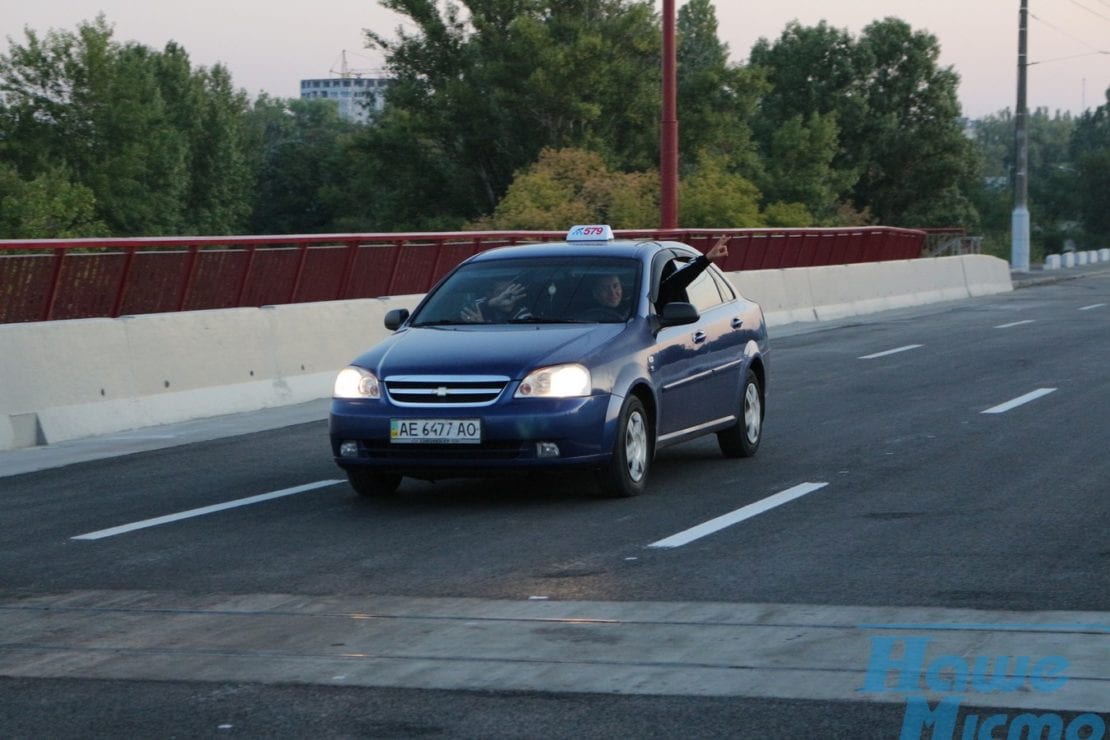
[859,633,1106,740]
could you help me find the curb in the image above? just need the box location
[1012,264,1110,289]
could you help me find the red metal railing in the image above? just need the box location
[0,227,926,324]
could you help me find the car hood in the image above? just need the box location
[356,324,626,378]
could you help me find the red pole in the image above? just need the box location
[660,0,679,230]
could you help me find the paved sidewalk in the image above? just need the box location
[0,399,329,479]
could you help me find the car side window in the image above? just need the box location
[685,270,724,312]
[710,268,736,302]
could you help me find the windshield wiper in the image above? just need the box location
[410,319,473,327]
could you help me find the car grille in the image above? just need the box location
[384,375,510,407]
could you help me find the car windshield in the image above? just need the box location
[411,256,641,326]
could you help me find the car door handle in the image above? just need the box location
[731,317,744,329]
[692,330,707,344]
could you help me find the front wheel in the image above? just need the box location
[597,396,651,497]
[717,368,763,458]
[346,469,402,497]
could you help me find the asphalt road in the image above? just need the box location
[1,271,1107,738]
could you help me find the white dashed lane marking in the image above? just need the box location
[72,480,344,540]
[858,345,923,360]
[982,388,1057,415]
[648,482,829,549]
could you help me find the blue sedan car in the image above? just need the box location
[329,225,769,497]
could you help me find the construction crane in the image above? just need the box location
[329,50,383,79]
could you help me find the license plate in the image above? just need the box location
[390,418,482,444]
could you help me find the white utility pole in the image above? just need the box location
[1012,0,1031,272]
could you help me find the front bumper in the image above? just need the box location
[329,394,617,477]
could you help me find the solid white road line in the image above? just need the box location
[648,482,829,549]
[1079,303,1106,311]
[982,388,1057,415]
[995,319,1035,329]
[72,480,344,541]
[858,344,922,360]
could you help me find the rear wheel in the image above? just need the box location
[346,469,402,497]
[717,368,763,458]
[598,396,651,497]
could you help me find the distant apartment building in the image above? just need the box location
[299,77,390,124]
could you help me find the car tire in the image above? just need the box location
[718,368,763,458]
[598,396,651,497]
[347,469,402,497]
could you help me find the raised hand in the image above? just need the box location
[706,235,729,262]
[487,282,525,310]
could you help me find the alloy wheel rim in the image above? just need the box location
[625,411,647,482]
[744,382,762,444]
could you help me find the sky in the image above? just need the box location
[2,0,1109,119]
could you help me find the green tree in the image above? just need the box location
[0,16,255,236]
[84,41,189,234]
[679,152,763,227]
[0,163,107,238]
[180,63,253,233]
[676,0,763,174]
[748,18,980,227]
[749,20,866,171]
[762,201,814,227]
[0,20,190,233]
[245,96,357,234]
[759,113,843,221]
[360,0,662,228]
[969,108,1080,255]
[852,18,979,227]
[479,147,657,230]
[1072,89,1110,240]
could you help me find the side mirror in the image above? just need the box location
[658,301,699,328]
[384,308,410,330]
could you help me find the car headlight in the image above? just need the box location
[334,366,381,399]
[515,364,591,398]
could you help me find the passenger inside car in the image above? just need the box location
[459,278,531,323]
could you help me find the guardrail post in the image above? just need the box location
[337,241,360,300]
[426,238,447,292]
[235,245,258,307]
[111,245,136,317]
[289,243,310,303]
[176,245,200,312]
[41,247,66,321]
[384,241,405,297]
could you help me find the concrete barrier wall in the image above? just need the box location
[729,254,1011,328]
[0,295,422,450]
[0,256,1010,451]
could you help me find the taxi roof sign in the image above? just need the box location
[566,224,614,242]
